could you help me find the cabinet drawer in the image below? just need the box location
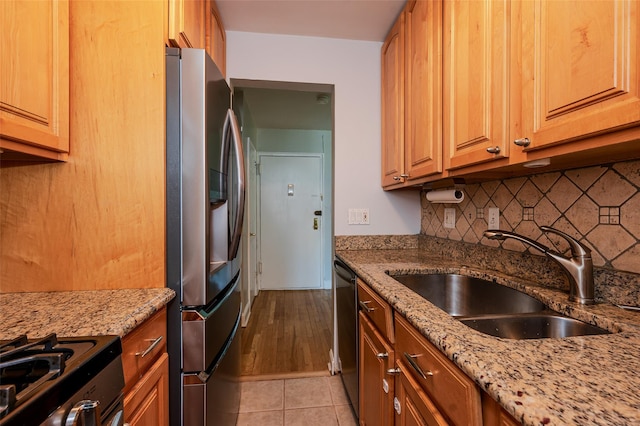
[395,313,482,426]
[357,279,394,343]
[122,308,167,392]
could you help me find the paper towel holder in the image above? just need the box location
[423,178,466,204]
[425,189,465,203]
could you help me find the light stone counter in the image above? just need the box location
[0,288,175,339]
[336,248,640,426]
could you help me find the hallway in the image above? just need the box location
[241,290,333,378]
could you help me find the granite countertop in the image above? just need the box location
[0,288,175,340]
[336,248,640,426]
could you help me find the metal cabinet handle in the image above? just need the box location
[514,137,531,147]
[393,176,402,181]
[135,336,163,358]
[486,146,501,154]
[387,367,401,375]
[376,352,389,359]
[359,300,375,312]
[403,352,433,380]
[400,174,409,178]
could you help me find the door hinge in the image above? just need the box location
[255,162,261,175]
[258,261,262,274]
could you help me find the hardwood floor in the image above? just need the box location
[240,290,333,379]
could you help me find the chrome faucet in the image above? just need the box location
[483,226,595,305]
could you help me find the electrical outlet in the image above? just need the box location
[444,208,456,229]
[488,207,500,229]
[362,209,369,224]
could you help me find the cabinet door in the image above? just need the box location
[359,313,395,426]
[395,362,449,426]
[520,0,640,152]
[168,0,205,49]
[0,0,69,160]
[381,12,406,188]
[443,0,511,170]
[206,0,226,76]
[405,0,443,180]
[124,353,170,426]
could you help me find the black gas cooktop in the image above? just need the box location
[0,333,123,426]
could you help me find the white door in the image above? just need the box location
[259,154,323,290]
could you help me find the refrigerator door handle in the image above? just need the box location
[226,108,246,260]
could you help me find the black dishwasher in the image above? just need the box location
[334,257,358,417]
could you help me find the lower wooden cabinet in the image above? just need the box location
[121,308,169,426]
[359,312,395,426]
[395,361,449,426]
[124,353,169,426]
[358,281,519,426]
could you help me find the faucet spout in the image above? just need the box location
[483,227,595,305]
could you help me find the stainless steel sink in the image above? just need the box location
[390,273,546,317]
[389,273,611,339]
[460,314,610,339]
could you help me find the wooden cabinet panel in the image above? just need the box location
[357,279,394,343]
[443,0,511,170]
[168,0,206,49]
[122,308,167,393]
[124,352,169,426]
[520,0,640,151]
[359,313,395,426]
[405,0,443,180]
[395,360,449,426]
[0,0,69,161]
[395,313,482,426]
[206,0,226,76]
[381,12,406,188]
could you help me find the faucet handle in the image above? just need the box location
[540,226,591,258]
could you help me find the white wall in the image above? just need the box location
[227,31,420,236]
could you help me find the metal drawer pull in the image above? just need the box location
[486,146,501,154]
[135,336,163,358]
[359,300,375,312]
[376,352,389,359]
[386,367,401,375]
[514,137,531,147]
[404,352,433,380]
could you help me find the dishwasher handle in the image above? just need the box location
[334,259,356,284]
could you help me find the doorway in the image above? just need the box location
[232,80,334,378]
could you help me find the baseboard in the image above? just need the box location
[239,370,331,382]
[241,303,251,328]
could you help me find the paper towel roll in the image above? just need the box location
[425,189,464,203]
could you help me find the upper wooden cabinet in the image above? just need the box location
[167,0,226,76]
[168,0,206,49]
[0,0,69,161]
[443,0,511,171]
[381,12,406,188]
[405,0,443,180]
[206,0,226,76]
[519,0,640,152]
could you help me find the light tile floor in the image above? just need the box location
[237,375,358,426]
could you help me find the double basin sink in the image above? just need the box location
[389,273,610,339]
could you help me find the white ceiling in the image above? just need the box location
[216,0,406,42]
[220,0,406,131]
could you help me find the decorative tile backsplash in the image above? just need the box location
[421,159,640,275]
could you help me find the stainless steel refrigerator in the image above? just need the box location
[166,47,245,426]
